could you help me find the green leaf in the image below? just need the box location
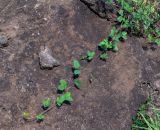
[110,26,117,38]
[36,114,45,121]
[42,98,51,109]
[87,51,95,61]
[121,31,128,40]
[112,44,119,52]
[58,80,68,91]
[98,39,112,51]
[56,95,65,107]
[155,39,160,46]
[73,70,80,77]
[64,92,73,102]
[117,16,124,22]
[72,60,80,69]
[100,53,108,60]
[118,9,124,16]
[56,92,73,107]
[74,79,81,89]
[147,34,154,42]
[156,29,160,36]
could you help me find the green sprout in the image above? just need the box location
[74,79,81,89]
[72,60,80,69]
[36,114,45,122]
[58,80,68,91]
[73,70,80,77]
[98,39,112,51]
[86,51,95,61]
[42,98,51,109]
[100,53,108,60]
[56,92,73,107]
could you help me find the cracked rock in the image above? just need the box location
[39,46,60,69]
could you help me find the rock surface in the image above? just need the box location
[39,46,60,69]
[0,0,159,130]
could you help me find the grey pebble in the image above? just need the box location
[39,46,60,69]
[0,35,8,48]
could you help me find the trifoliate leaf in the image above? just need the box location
[72,60,80,69]
[73,70,80,77]
[64,92,73,102]
[56,92,73,107]
[58,80,68,91]
[36,114,45,122]
[42,98,51,109]
[74,79,81,89]
[100,53,108,60]
[87,51,95,61]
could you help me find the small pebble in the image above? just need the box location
[39,46,60,69]
[0,35,8,48]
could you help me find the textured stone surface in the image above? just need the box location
[0,0,159,130]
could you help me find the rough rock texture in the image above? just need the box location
[0,0,159,130]
[39,46,60,69]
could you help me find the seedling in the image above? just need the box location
[100,53,108,60]
[36,114,45,122]
[120,31,127,40]
[72,60,81,78]
[73,69,80,78]
[56,92,73,107]
[117,9,130,29]
[72,60,80,69]
[112,44,119,52]
[22,112,30,120]
[42,98,51,110]
[98,39,112,51]
[86,51,95,61]
[74,79,81,89]
[58,80,68,91]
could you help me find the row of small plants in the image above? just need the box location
[22,50,108,122]
[22,0,160,123]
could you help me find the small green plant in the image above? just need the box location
[58,80,68,91]
[56,92,73,107]
[99,26,127,52]
[22,112,30,120]
[72,60,81,78]
[100,53,108,60]
[73,69,80,77]
[74,79,81,89]
[72,60,80,69]
[42,98,51,109]
[86,51,95,61]
[109,27,128,41]
[98,39,112,51]
[36,114,45,122]
[117,9,130,28]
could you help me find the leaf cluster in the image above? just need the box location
[56,92,73,107]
